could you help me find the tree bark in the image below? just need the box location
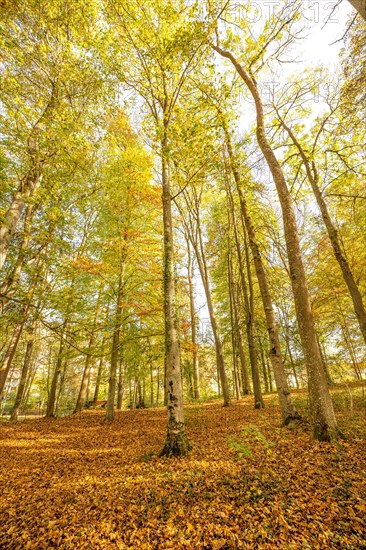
[105,272,124,422]
[10,325,35,421]
[0,204,34,314]
[179,189,231,407]
[74,284,104,414]
[278,116,366,346]
[46,326,67,418]
[213,44,337,440]
[117,358,124,409]
[228,235,241,400]
[0,85,58,270]
[160,129,190,456]
[227,187,263,408]
[224,122,299,424]
[187,238,200,400]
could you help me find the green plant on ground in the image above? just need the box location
[227,425,274,459]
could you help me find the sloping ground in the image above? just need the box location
[0,391,365,549]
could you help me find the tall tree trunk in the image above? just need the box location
[224,123,299,424]
[10,324,35,421]
[243,232,264,409]
[150,362,154,407]
[0,251,45,396]
[179,191,231,407]
[0,85,57,270]
[228,236,241,400]
[55,359,68,416]
[259,337,269,393]
[227,191,263,408]
[232,280,251,395]
[160,128,190,456]
[186,238,200,400]
[0,204,34,314]
[106,271,124,423]
[117,358,124,410]
[92,342,105,405]
[213,44,337,440]
[46,325,67,418]
[278,116,366,346]
[74,284,104,414]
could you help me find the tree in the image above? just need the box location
[209,3,338,440]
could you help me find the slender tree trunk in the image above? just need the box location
[10,327,35,421]
[0,204,34,314]
[259,337,269,393]
[106,272,124,423]
[213,44,337,439]
[92,345,105,405]
[266,358,273,392]
[232,280,251,394]
[0,254,44,395]
[243,233,264,409]
[224,124,299,424]
[117,358,124,410]
[0,318,26,397]
[228,193,263,408]
[182,194,231,406]
[74,284,104,414]
[0,85,57,270]
[150,362,154,407]
[55,359,68,416]
[279,116,366,346]
[46,326,67,418]
[156,366,160,407]
[228,238,241,400]
[160,128,190,456]
[186,238,200,400]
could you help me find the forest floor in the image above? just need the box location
[0,386,365,549]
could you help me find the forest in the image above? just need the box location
[0,0,365,548]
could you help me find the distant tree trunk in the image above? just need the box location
[55,359,68,416]
[244,233,264,409]
[224,123,299,424]
[179,191,231,407]
[228,196,263,409]
[259,337,269,393]
[156,366,160,407]
[213,44,337,440]
[278,116,366,346]
[106,270,124,423]
[46,325,67,418]
[232,280,251,395]
[160,127,190,456]
[10,326,35,421]
[186,238,200,400]
[150,362,154,407]
[74,284,104,414]
[92,344,105,405]
[228,237,241,400]
[117,358,124,410]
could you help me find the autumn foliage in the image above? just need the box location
[1,390,365,549]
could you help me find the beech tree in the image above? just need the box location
[208,2,339,440]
